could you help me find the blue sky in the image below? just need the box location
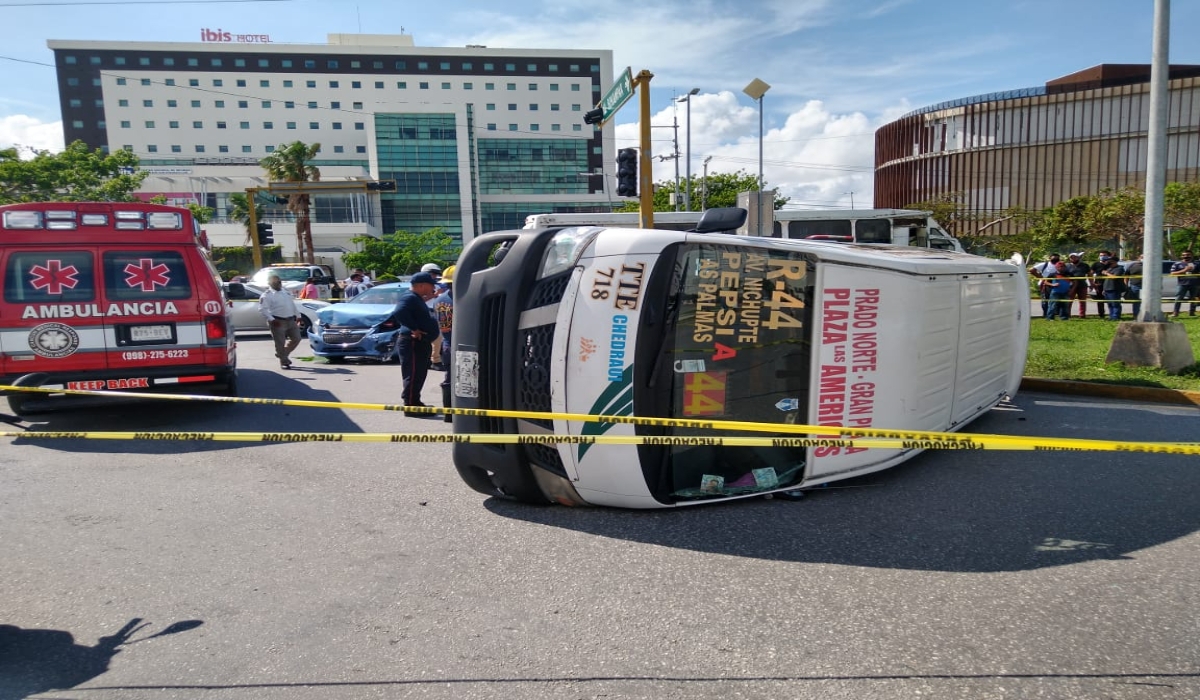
[0,0,1197,208]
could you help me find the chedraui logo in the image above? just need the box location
[578,365,634,460]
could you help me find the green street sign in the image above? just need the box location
[600,67,634,122]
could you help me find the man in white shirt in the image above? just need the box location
[258,274,303,369]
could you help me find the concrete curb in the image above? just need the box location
[1020,377,1200,407]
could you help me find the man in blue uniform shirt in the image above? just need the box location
[395,272,441,416]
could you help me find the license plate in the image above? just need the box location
[455,350,479,398]
[129,325,173,342]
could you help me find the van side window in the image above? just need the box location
[102,251,192,301]
[855,220,891,243]
[5,251,96,303]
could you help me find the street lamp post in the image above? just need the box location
[675,88,700,210]
[701,155,712,211]
[743,78,771,236]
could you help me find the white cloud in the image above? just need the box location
[614,92,887,209]
[0,115,64,156]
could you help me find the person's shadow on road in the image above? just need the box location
[0,618,201,700]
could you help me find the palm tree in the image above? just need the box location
[260,141,321,263]
[227,192,252,246]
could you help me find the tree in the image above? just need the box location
[147,193,213,224]
[1082,187,1145,254]
[260,141,321,264]
[0,140,147,204]
[1164,181,1200,257]
[614,169,789,212]
[342,227,461,279]
[905,192,974,239]
[226,192,253,245]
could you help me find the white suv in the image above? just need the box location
[249,264,338,300]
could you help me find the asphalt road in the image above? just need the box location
[2,332,1199,700]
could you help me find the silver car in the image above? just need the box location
[223,282,329,335]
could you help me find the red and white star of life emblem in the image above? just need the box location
[29,259,81,295]
[124,258,172,292]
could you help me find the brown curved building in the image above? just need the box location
[874,64,1200,236]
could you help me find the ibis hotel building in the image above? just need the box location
[874,64,1200,236]
[48,33,614,254]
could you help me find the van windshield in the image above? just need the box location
[638,242,816,502]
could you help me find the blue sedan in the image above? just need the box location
[308,282,418,362]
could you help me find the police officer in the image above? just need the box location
[395,272,441,416]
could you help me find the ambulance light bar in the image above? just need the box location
[2,208,184,231]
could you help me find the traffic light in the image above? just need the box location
[256,220,274,246]
[616,148,638,197]
[583,107,604,125]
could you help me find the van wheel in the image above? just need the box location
[7,393,34,417]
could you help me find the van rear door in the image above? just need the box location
[0,246,111,379]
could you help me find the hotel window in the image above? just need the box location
[508,124,517,131]
[259,59,270,68]
[287,122,296,129]
[118,99,130,107]
[373,60,383,68]
[330,101,340,109]
[211,58,222,67]
[307,101,317,108]
[464,82,473,90]
[355,122,364,130]
[572,104,581,111]
[238,100,248,108]
[122,145,133,152]
[235,59,246,67]
[304,59,315,68]
[140,78,151,86]
[147,145,158,152]
[242,145,253,153]
[213,79,223,87]
[214,100,224,108]
[187,58,198,66]
[283,80,293,87]
[95,99,104,108]
[571,84,580,91]
[356,145,366,153]
[351,61,361,68]
[505,63,515,71]
[282,59,293,67]
[394,60,406,69]
[550,104,560,111]
[551,124,561,131]
[219,145,229,153]
[462,62,473,70]
[260,80,270,87]
[171,145,181,153]
[69,98,82,107]
[263,122,273,129]
[139,57,150,66]
[93,78,102,87]
[397,81,407,89]
[88,56,100,65]
[306,80,316,88]
[97,121,105,129]
[572,124,582,131]
[508,104,516,110]
[217,121,227,129]
[528,64,537,71]
[419,82,429,89]
[530,124,539,131]
[507,83,516,91]
[352,102,363,109]
[442,82,451,89]
[191,100,201,107]
[195,145,206,153]
[168,121,179,128]
[329,80,339,88]
[332,122,342,130]
[188,79,199,87]
[265,145,275,152]
[529,104,538,111]
[352,81,361,88]
[69,78,81,86]
[333,145,344,153]
[484,63,494,71]
[239,122,250,129]
[64,56,77,64]
[285,101,295,109]
[528,83,538,90]
[309,122,319,129]
[327,60,338,68]
[418,61,429,70]
[165,79,175,86]
[485,83,495,90]
[145,121,156,128]
[192,121,202,128]
[486,104,495,110]
[487,123,496,131]
[570,65,580,72]
[120,120,131,128]
[375,81,384,89]
[550,83,559,91]
[440,62,450,70]
[262,101,272,108]
[163,57,174,66]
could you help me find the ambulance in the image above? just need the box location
[451,208,1029,508]
[0,202,238,415]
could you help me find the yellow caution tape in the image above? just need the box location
[2,384,1199,454]
[1,429,1199,454]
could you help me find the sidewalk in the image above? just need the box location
[1020,377,1200,406]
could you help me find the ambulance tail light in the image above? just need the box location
[2,211,43,229]
[115,211,146,230]
[205,315,229,342]
[147,212,183,230]
[44,211,78,229]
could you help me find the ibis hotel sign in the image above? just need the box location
[200,28,272,43]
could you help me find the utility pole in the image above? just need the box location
[844,191,855,209]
